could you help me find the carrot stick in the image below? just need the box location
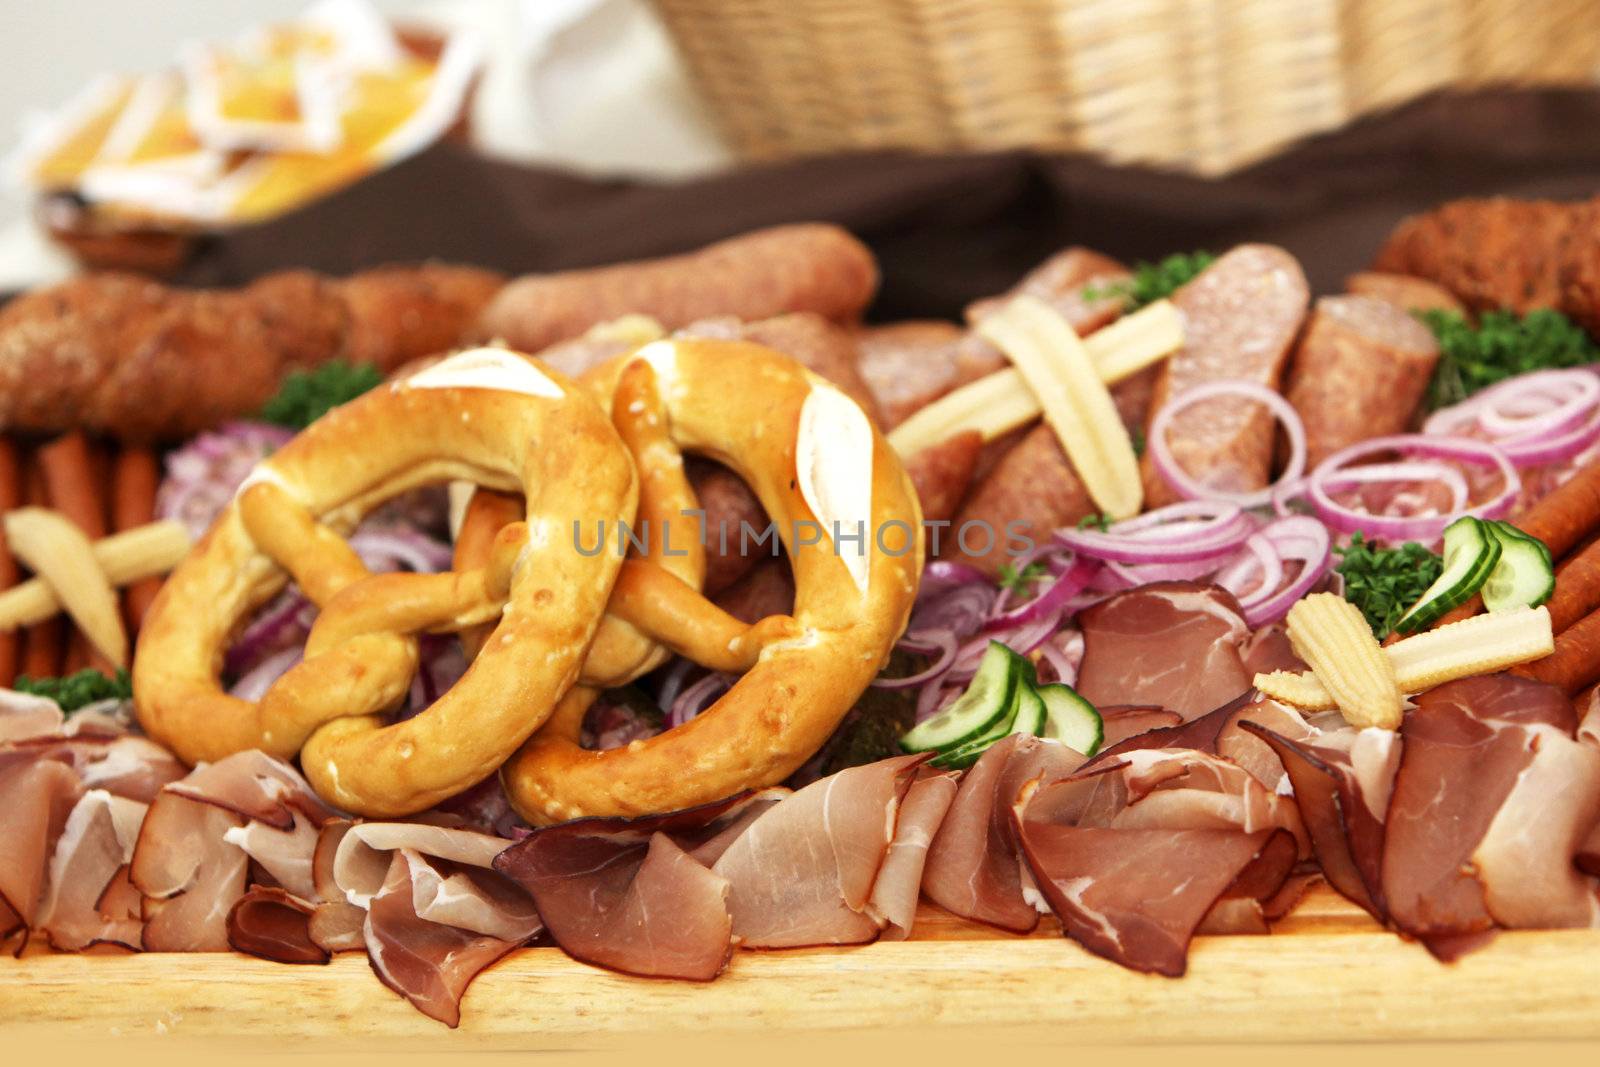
[112,446,163,629]
[19,458,62,679]
[0,438,19,685]
[1512,606,1600,696]
[38,432,114,676]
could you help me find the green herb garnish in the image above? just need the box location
[1335,534,1444,639]
[997,561,1046,594]
[1084,251,1216,311]
[260,360,384,429]
[1130,428,1146,458]
[818,650,923,775]
[1077,512,1113,532]
[1420,308,1597,411]
[15,668,133,712]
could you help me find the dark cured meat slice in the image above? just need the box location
[1074,582,1252,721]
[1242,723,1398,920]
[921,736,1088,932]
[366,851,524,1028]
[227,886,328,965]
[493,793,752,980]
[1097,706,1183,750]
[1086,691,1258,769]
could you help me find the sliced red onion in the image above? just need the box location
[655,657,696,712]
[667,672,731,728]
[1213,533,1284,604]
[1055,503,1250,563]
[1147,380,1308,509]
[1318,460,1470,513]
[1106,554,1234,587]
[874,628,959,689]
[920,559,989,593]
[1034,629,1084,686]
[1307,434,1517,542]
[348,529,454,573]
[1231,516,1331,626]
[984,558,1094,631]
[910,582,998,640]
[230,647,302,702]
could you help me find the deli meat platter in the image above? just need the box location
[3,188,1600,1046]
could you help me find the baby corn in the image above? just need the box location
[4,507,127,667]
[1256,604,1555,714]
[1284,592,1402,729]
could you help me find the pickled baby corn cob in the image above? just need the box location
[1256,604,1555,715]
[1283,593,1402,729]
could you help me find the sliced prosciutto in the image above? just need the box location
[712,754,924,947]
[922,736,1088,932]
[36,788,147,951]
[1074,582,1253,720]
[1383,674,1600,945]
[493,795,752,980]
[868,770,959,940]
[1013,747,1300,975]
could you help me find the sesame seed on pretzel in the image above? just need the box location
[132,347,638,817]
[494,339,925,824]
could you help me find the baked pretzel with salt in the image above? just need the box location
[486,339,925,824]
[132,347,638,817]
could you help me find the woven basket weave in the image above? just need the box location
[649,0,1600,174]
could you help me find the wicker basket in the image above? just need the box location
[649,0,1600,174]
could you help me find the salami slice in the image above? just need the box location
[1141,245,1309,506]
[1285,295,1441,467]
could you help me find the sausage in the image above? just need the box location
[1285,295,1440,467]
[475,224,878,354]
[0,438,19,684]
[964,247,1128,328]
[1344,272,1465,316]
[113,446,163,629]
[951,423,1093,573]
[854,321,965,429]
[1141,245,1309,507]
[712,558,795,625]
[686,460,769,596]
[903,431,982,525]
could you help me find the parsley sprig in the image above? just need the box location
[15,668,133,712]
[1334,534,1443,639]
[1084,251,1216,311]
[261,360,384,430]
[996,561,1046,594]
[1420,308,1597,411]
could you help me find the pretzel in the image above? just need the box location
[491,339,925,824]
[132,346,638,817]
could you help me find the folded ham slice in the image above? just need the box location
[227,886,328,964]
[1014,747,1300,975]
[922,736,1088,932]
[1384,675,1600,946]
[712,754,925,947]
[1074,582,1252,720]
[36,788,146,951]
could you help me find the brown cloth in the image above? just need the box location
[164,89,1600,316]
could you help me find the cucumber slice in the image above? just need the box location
[900,641,1023,753]
[1394,516,1501,634]
[929,669,1036,769]
[1482,521,1555,612]
[1009,685,1048,738]
[1036,683,1104,757]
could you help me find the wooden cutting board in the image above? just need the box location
[4,884,1599,1048]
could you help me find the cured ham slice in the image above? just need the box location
[1241,723,1397,919]
[867,770,959,940]
[131,751,330,952]
[1384,675,1600,945]
[227,886,328,964]
[923,736,1088,932]
[0,690,65,742]
[0,757,83,929]
[366,850,527,1028]
[494,795,753,980]
[36,788,146,951]
[1014,747,1300,975]
[712,754,923,947]
[1098,706,1183,750]
[1074,582,1252,720]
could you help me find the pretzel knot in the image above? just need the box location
[458,339,926,825]
[132,348,639,817]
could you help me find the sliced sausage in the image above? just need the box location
[964,247,1128,328]
[903,431,982,525]
[854,321,965,429]
[1285,295,1441,467]
[1345,272,1465,316]
[1141,245,1309,507]
[476,224,878,353]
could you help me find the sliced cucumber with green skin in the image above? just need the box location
[1482,521,1555,613]
[1036,683,1104,757]
[900,641,1023,753]
[1394,516,1502,634]
[929,668,1037,769]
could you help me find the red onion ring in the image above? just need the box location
[667,672,732,728]
[1147,380,1308,509]
[985,558,1094,631]
[873,628,959,689]
[1307,434,1518,542]
[1055,501,1251,562]
[1230,515,1331,626]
